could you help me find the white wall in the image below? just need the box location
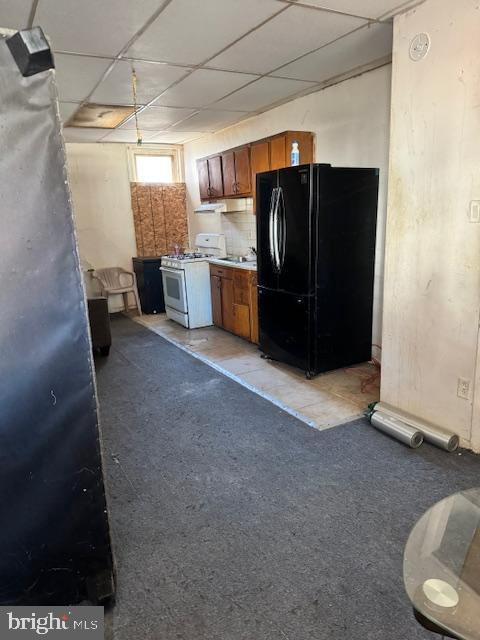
[381,0,480,450]
[66,143,138,310]
[184,65,392,357]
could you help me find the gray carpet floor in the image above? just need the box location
[98,316,479,640]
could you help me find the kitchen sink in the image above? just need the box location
[221,256,256,263]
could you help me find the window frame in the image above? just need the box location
[127,144,184,184]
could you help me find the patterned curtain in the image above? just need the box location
[130,183,189,257]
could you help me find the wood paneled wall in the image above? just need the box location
[130,183,188,256]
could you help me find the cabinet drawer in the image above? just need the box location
[210,264,233,278]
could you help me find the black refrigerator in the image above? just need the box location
[256,164,378,378]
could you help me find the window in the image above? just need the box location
[135,154,173,183]
[128,145,183,184]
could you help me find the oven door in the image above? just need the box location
[160,267,188,314]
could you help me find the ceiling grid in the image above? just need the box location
[0,0,423,143]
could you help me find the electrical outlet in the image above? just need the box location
[469,200,480,223]
[457,377,471,400]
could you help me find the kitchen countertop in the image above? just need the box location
[209,258,257,271]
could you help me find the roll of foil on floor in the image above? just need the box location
[370,411,424,449]
[375,402,459,452]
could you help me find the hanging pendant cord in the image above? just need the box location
[131,65,142,146]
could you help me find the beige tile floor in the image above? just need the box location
[135,313,380,432]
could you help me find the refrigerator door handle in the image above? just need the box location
[268,187,275,267]
[273,188,281,272]
[268,187,279,271]
[273,187,282,273]
[277,186,286,272]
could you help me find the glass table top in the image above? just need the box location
[404,488,480,640]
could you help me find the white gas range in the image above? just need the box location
[160,233,226,328]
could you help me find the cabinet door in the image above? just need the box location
[233,304,251,340]
[197,158,210,200]
[221,276,235,333]
[233,270,250,305]
[270,135,286,169]
[210,275,223,327]
[250,141,270,214]
[234,147,251,195]
[221,150,236,197]
[251,141,270,182]
[208,155,224,198]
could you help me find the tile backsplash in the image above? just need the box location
[219,197,256,256]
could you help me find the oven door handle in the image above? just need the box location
[160,267,185,275]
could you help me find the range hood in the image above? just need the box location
[194,203,227,214]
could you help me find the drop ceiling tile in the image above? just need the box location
[154,69,258,109]
[90,60,190,106]
[0,0,32,30]
[214,77,315,112]
[69,103,135,128]
[119,106,196,130]
[35,0,160,56]
[127,0,282,65]
[101,129,161,143]
[207,4,365,74]
[170,109,248,132]
[54,53,112,102]
[63,127,107,142]
[58,102,80,123]
[150,131,206,144]
[273,22,392,82]
[291,0,413,19]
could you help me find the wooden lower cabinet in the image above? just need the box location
[233,304,250,340]
[249,272,259,344]
[210,264,258,343]
[210,275,223,326]
[221,276,235,333]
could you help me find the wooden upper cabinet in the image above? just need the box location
[250,140,270,190]
[208,155,223,198]
[197,131,314,202]
[285,131,314,166]
[197,158,210,200]
[197,156,224,200]
[269,132,314,168]
[221,150,236,197]
[234,146,251,196]
[222,147,251,197]
[270,135,286,170]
